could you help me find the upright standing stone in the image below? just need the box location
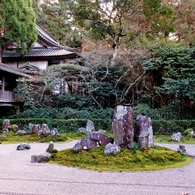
[41,124,50,136]
[29,123,34,133]
[112,105,134,149]
[46,141,54,152]
[86,120,95,132]
[134,114,154,148]
[32,124,41,134]
[2,119,10,133]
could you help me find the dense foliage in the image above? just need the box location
[144,43,195,113]
[12,41,195,120]
[0,0,37,61]
[2,0,195,126]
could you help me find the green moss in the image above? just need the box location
[183,128,194,136]
[49,146,193,172]
[0,132,69,143]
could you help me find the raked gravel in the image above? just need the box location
[0,140,195,195]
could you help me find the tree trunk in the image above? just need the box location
[111,42,119,66]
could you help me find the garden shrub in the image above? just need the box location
[9,107,114,120]
[0,118,112,133]
[1,117,195,135]
[152,120,195,135]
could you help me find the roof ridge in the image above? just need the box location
[36,23,79,52]
[0,63,33,78]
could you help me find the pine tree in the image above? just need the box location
[0,0,38,63]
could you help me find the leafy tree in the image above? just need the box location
[0,0,38,63]
[143,0,174,37]
[32,0,40,16]
[164,0,195,44]
[37,0,82,47]
[68,0,143,57]
[144,42,195,111]
[80,43,152,108]
[66,0,176,57]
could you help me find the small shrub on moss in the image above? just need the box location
[183,128,194,136]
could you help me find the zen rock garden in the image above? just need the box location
[1,104,192,164]
[2,119,60,137]
[1,119,60,163]
[72,105,154,154]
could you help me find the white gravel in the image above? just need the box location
[0,141,195,195]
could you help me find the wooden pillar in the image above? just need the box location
[2,77,4,100]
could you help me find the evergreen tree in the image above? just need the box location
[0,0,38,63]
[37,0,73,46]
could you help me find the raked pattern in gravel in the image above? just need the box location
[0,141,194,195]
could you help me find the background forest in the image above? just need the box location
[4,0,195,122]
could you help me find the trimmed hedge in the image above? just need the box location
[152,120,195,135]
[0,118,195,135]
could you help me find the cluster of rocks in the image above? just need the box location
[1,119,59,137]
[31,141,57,163]
[72,131,114,152]
[5,105,193,164]
[1,120,59,164]
[29,123,59,137]
[2,119,26,135]
[78,120,96,133]
[112,105,154,150]
[16,141,57,163]
[72,105,154,155]
[170,129,195,142]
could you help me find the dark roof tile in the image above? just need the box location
[3,48,75,58]
[0,63,33,78]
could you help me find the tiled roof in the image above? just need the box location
[37,24,79,52]
[37,24,60,48]
[3,24,80,60]
[0,63,33,78]
[3,48,77,59]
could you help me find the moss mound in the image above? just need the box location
[49,145,193,171]
[0,132,68,143]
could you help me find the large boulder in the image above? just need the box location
[41,124,50,136]
[31,124,41,134]
[104,143,121,155]
[8,124,18,132]
[112,105,134,149]
[171,132,182,142]
[16,143,31,150]
[31,153,51,163]
[134,114,154,149]
[72,131,114,152]
[29,123,51,136]
[16,130,26,136]
[50,128,59,136]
